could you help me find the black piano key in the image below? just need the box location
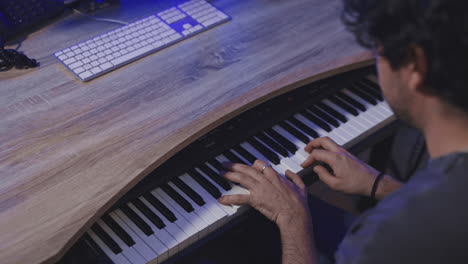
[83,232,115,264]
[91,224,123,254]
[264,128,298,153]
[336,91,366,111]
[173,177,205,206]
[247,137,281,165]
[143,192,177,223]
[161,183,194,213]
[199,164,232,191]
[307,105,341,128]
[317,102,347,123]
[101,214,135,247]
[233,145,257,164]
[288,116,320,138]
[223,150,245,164]
[360,78,381,93]
[132,199,166,230]
[120,204,154,236]
[349,85,378,105]
[357,81,384,101]
[279,121,310,144]
[188,168,222,199]
[208,158,225,172]
[257,133,288,157]
[329,96,359,116]
[299,110,332,132]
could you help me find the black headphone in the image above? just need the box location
[0,35,39,72]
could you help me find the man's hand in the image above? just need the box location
[301,137,380,196]
[218,160,310,230]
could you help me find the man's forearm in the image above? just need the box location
[279,216,318,264]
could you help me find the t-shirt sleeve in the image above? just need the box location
[335,169,467,264]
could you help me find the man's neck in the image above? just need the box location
[422,106,468,158]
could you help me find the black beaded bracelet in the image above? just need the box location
[370,172,385,201]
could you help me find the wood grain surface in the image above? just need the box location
[0,0,373,263]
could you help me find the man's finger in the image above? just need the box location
[304,136,341,153]
[285,170,306,190]
[226,162,262,179]
[218,194,250,206]
[222,171,257,189]
[313,165,339,189]
[301,149,337,168]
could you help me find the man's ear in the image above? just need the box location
[407,45,429,94]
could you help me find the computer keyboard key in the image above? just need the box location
[55,0,230,81]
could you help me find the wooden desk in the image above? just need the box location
[0,0,372,263]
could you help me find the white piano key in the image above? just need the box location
[240,142,289,173]
[140,196,193,251]
[150,190,200,245]
[226,149,253,166]
[109,211,161,262]
[127,202,179,257]
[97,220,147,264]
[253,135,303,172]
[205,162,250,196]
[172,178,228,223]
[294,113,347,145]
[180,173,237,216]
[194,167,245,212]
[272,125,309,154]
[88,230,131,264]
[343,89,388,118]
[154,188,211,238]
[280,157,303,173]
[322,100,365,136]
[168,181,220,230]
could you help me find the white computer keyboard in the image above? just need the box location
[54,0,230,82]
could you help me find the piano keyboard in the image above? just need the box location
[80,72,395,264]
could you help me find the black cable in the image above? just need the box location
[0,35,39,72]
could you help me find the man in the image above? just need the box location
[218,0,468,263]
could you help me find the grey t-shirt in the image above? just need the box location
[335,152,468,264]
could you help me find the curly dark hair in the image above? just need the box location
[341,0,468,112]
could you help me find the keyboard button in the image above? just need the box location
[161,184,194,213]
[187,168,222,199]
[90,224,122,254]
[316,102,347,123]
[287,116,320,139]
[299,110,332,132]
[336,91,366,111]
[198,163,232,191]
[223,149,246,164]
[180,173,237,216]
[142,193,177,223]
[172,177,205,206]
[155,187,210,238]
[102,214,135,247]
[139,197,191,252]
[256,133,288,157]
[87,230,130,264]
[329,96,359,116]
[120,204,154,236]
[307,105,340,127]
[132,199,165,229]
[279,121,310,144]
[109,211,161,262]
[232,145,257,164]
[97,219,146,264]
[264,128,298,153]
[247,137,281,164]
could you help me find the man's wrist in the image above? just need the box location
[277,211,312,235]
[375,174,403,200]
